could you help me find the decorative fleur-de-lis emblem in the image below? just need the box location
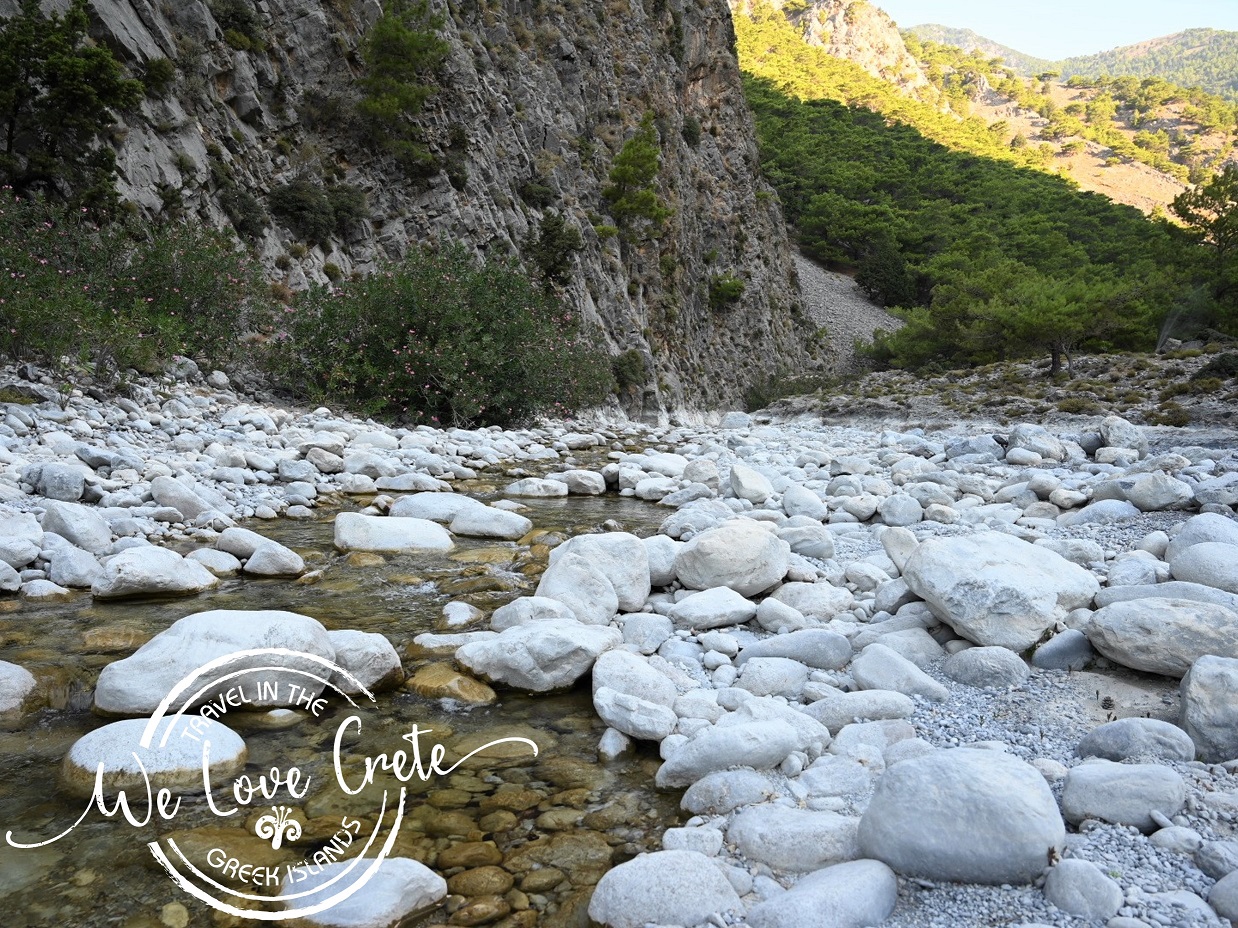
[254,805,302,850]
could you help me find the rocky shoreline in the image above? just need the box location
[1,363,1238,928]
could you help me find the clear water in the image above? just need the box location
[0,488,680,926]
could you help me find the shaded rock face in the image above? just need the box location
[25,0,818,417]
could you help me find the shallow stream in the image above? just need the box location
[0,485,679,927]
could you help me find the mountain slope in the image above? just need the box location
[1059,29,1238,102]
[905,23,1052,75]
[0,0,820,418]
[907,21,1238,103]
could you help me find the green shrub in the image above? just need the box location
[519,178,557,208]
[524,210,583,288]
[0,192,269,375]
[612,349,647,391]
[142,58,178,96]
[1147,401,1191,426]
[1056,397,1101,414]
[708,273,745,311]
[264,243,613,425]
[210,0,265,50]
[1193,352,1238,380]
[681,115,702,147]
[323,261,343,281]
[270,179,366,243]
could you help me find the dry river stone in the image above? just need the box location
[903,532,1099,651]
[587,850,741,928]
[1180,655,1238,763]
[726,806,859,871]
[1087,598,1238,677]
[656,720,798,789]
[747,859,898,928]
[1061,760,1187,832]
[1076,718,1195,762]
[455,620,621,692]
[858,748,1065,883]
[674,520,789,597]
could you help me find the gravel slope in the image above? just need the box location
[795,253,903,370]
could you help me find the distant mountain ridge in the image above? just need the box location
[904,24,1052,75]
[906,23,1238,102]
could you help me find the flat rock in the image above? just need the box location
[93,609,335,715]
[727,805,859,872]
[1087,597,1238,677]
[769,581,854,618]
[587,850,740,928]
[455,620,620,692]
[1061,760,1186,832]
[92,546,219,599]
[1076,718,1195,763]
[490,596,576,631]
[333,513,454,554]
[904,532,1098,651]
[449,505,531,541]
[747,859,898,928]
[858,748,1065,883]
[62,716,246,796]
[674,520,789,597]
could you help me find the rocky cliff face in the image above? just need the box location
[732,0,935,101]
[4,0,822,419]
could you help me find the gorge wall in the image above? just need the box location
[3,0,824,419]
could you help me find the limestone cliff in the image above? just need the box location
[2,0,822,419]
[732,0,935,101]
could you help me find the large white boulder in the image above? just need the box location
[91,546,220,599]
[858,748,1065,883]
[903,532,1099,650]
[656,720,798,788]
[40,500,111,554]
[546,533,650,611]
[1170,542,1238,595]
[279,857,447,928]
[327,630,403,694]
[0,660,36,712]
[333,513,454,553]
[674,520,789,596]
[1087,597,1238,677]
[747,859,898,928]
[62,716,246,797]
[587,850,740,928]
[1165,512,1238,563]
[1060,760,1186,832]
[729,462,774,503]
[94,609,336,715]
[455,620,620,692]
[534,552,619,625]
[1181,655,1238,763]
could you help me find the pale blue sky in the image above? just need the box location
[873,0,1238,59]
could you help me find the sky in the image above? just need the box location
[871,0,1238,59]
